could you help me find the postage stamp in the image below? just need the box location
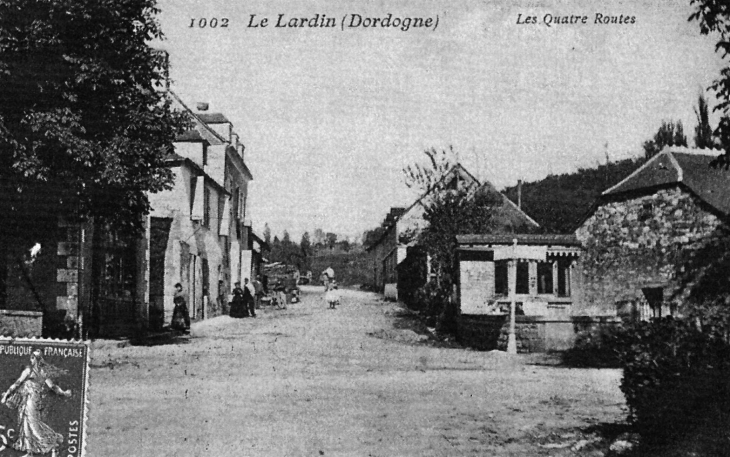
[0,338,89,457]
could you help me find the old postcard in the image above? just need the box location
[1,0,728,455]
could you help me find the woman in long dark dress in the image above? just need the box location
[229,282,247,318]
[171,283,190,332]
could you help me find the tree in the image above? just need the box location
[363,227,386,250]
[694,93,718,149]
[313,228,325,248]
[300,232,312,258]
[402,146,458,192]
[263,223,271,245]
[416,186,506,329]
[0,0,188,251]
[325,232,338,250]
[689,1,730,164]
[643,121,687,159]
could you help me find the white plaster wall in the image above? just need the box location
[174,142,204,168]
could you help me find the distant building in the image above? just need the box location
[367,164,539,301]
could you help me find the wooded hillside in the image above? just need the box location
[502,158,645,233]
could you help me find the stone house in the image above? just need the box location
[147,94,255,330]
[367,164,539,300]
[574,146,730,320]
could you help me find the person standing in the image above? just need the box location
[252,275,264,310]
[217,279,226,314]
[230,282,246,318]
[244,278,256,318]
[172,283,190,332]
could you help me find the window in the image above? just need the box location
[232,187,239,220]
[537,261,553,294]
[557,259,571,297]
[639,202,653,222]
[202,144,208,166]
[190,177,197,214]
[203,185,210,227]
[516,261,529,294]
[494,261,508,295]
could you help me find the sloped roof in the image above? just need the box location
[169,92,227,145]
[197,113,230,124]
[368,163,539,250]
[602,146,730,215]
[175,129,205,142]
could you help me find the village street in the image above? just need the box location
[86,287,625,457]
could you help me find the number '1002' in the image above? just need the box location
[190,18,229,28]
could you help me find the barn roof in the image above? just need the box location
[602,147,730,215]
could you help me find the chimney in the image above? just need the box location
[237,143,245,160]
[517,180,522,209]
[196,102,209,111]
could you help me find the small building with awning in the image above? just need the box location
[455,234,613,352]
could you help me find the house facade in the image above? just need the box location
[0,91,258,338]
[457,234,582,318]
[147,95,255,330]
[574,146,730,320]
[368,164,539,300]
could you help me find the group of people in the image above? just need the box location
[230,277,264,318]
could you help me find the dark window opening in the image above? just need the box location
[516,261,529,294]
[203,185,210,227]
[537,261,553,294]
[495,261,508,295]
[557,260,571,297]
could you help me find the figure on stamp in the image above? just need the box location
[1,349,72,457]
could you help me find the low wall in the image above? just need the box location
[456,314,619,353]
[0,309,43,337]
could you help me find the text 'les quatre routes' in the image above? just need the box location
[517,13,636,26]
[188,14,439,32]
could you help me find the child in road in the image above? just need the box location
[325,282,340,309]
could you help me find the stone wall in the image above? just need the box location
[456,314,619,353]
[0,310,43,337]
[575,187,720,315]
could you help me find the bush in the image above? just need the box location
[616,317,730,442]
[562,324,625,368]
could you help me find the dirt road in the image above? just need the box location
[87,286,625,456]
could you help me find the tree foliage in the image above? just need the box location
[416,186,508,328]
[402,146,458,192]
[0,0,188,248]
[300,232,312,258]
[694,93,718,149]
[325,232,338,250]
[643,120,687,159]
[502,158,644,233]
[689,0,730,164]
[263,223,271,245]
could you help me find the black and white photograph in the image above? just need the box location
[1,0,730,455]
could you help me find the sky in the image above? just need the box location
[156,0,725,241]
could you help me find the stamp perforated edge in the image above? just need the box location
[0,336,91,457]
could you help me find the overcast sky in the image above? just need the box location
[157,0,724,241]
